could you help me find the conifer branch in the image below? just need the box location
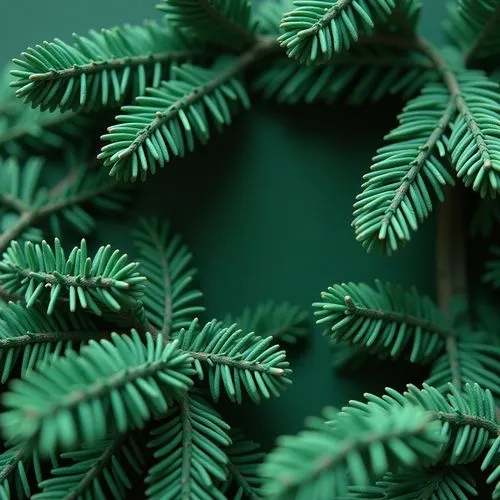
[114,36,279,164]
[465,3,500,63]
[26,50,205,84]
[344,295,455,339]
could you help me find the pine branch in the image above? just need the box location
[260,404,445,499]
[175,319,291,403]
[100,37,279,181]
[146,392,230,500]
[158,0,257,48]
[11,21,208,112]
[132,217,204,338]
[356,466,479,499]
[34,434,144,500]
[0,238,146,316]
[444,0,500,63]
[0,152,131,253]
[0,302,98,382]
[416,38,500,197]
[253,46,435,105]
[221,429,264,499]
[314,280,452,363]
[224,301,309,345]
[277,0,402,64]
[0,332,194,455]
[0,441,40,499]
[352,81,454,254]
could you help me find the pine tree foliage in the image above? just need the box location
[224,301,308,345]
[260,404,445,499]
[426,330,500,399]
[158,0,257,48]
[3,0,500,497]
[348,466,478,499]
[221,429,264,499]
[132,217,204,337]
[99,60,251,181]
[261,383,499,499]
[0,238,146,315]
[445,0,500,62]
[0,150,131,250]
[0,302,95,383]
[481,436,500,500]
[277,0,399,65]
[176,319,291,403]
[0,443,41,500]
[314,280,450,363]
[253,46,435,105]
[146,392,231,500]
[0,332,194,456]
[448,69,500,198]
[352,82,454,254]
[0,64,93,158]
[10,21,204,113]
[34,435,144,500]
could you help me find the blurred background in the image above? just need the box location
[0,0,448,447]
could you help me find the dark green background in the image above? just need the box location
[1,1,448,446]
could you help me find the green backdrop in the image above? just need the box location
[1,0,448,447]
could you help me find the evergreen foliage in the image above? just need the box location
[0,0,499,498]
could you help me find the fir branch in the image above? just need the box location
[0,301,99,382]
[11,21,208,112]
[0,441,40,499]
[277,0,401,64]
[416,37,500,197]
[0,153,130,253]
[464,2,500,62]
[175,319,291,403]
[0,238,146,316]
[253,47,436,105]
[314,281,452,363]
[146,392,230,500]
[34,435,144,500]
[158,0,257,48]
[260,404,445,499]
[0,332,194,455]
[100,37,280,181]
[224,301,309,345]
[222,429,264,499]
[132,217,204,338]
[444,0,500,63]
